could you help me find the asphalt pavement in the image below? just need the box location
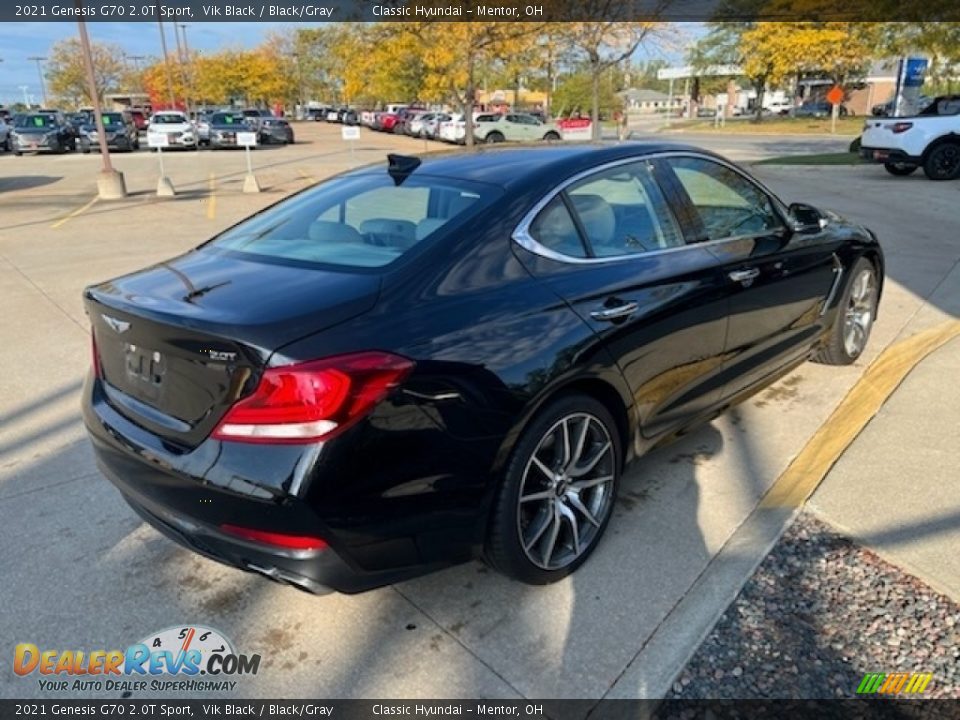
[0,123,957,702]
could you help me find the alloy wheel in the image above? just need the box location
[843,268,876,357]
[930,145,960,179]
[517,412,615,570]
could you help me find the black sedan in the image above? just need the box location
[83,144,883,593]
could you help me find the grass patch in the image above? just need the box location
[676,116,864,136]
[755,152,864,166]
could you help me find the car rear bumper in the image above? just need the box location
[860,146,921,165]
[82,373,477,593]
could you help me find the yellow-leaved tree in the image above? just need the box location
[46,37,128,106]
[405,22,543,145]
[331,25,426,107]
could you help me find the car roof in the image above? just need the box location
[382,142,724,190]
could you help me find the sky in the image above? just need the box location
[0,21,700,107]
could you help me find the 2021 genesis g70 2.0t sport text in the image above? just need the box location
[83,144,884,593]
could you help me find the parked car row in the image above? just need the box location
[308,106,359,125]
[2,107,294,156]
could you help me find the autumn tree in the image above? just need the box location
[691,20,880,122]
[330,25,426,107]
[405,22,542,145]
[46,37,126,106]
[264,26,353,107]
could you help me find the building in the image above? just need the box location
[619,88,685,114]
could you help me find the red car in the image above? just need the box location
[378,113,399,132]
[128,109,150,132]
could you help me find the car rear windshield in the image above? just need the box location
[101,113,123,126]
[211,113,243,125]
[207,172,502,269]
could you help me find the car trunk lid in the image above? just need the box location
[86,249,380,449]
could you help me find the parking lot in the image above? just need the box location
[2,121,959,701]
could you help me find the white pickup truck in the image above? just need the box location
[860,95,960,180]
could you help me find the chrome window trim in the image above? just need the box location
[512,150,790,266]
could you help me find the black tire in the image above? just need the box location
[922,142,960,181]
[543,131,561,142]
[486,393,621,584]
[485,131,505,144]
[14,150,22,157]
[814,257,879,366]
[82,148,90,154]
[884,162,917,176]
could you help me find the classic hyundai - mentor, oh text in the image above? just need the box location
[83,143,884,593]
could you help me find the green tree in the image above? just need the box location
[877,23,960,93]
[562,13,665,138]
[552,69,622,118]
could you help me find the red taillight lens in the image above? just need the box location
[212,351,413,444]
[91,331,102,378]
[891,122,913,134]
[219,524,328,551]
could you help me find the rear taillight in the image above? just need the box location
[212,351,413,444]
[219,523,328,551]
[891,122,913,134]
[91,331,102,378]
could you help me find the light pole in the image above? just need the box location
[19,85,29,106]
[77,16,127,198]
[293,52,305,118]
[178,24,193,110]
[27,56,47,107]
[171,22,190,114]
[156,16,176,108]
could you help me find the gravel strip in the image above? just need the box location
[668,512,960,699]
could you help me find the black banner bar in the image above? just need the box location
[5,0,960,23]
[1,700,960,720]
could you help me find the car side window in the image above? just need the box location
[528,196,588,258]
[566,163,683,257]
[665,156,783,240]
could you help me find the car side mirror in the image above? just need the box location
[788,202,827,234]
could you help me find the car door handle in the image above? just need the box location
[728,268,761,283]
[590,302,639,322]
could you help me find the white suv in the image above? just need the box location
[860,95,960,180]
[474,113,561,143]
